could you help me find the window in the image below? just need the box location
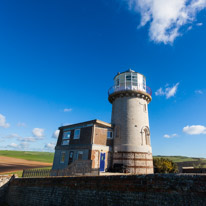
[74,129,80,139]
[126,75,131,81]
[69,151,74,158]
[78,151,83,160]
[62,131,71,145]
[132,74,138,86]
[143,76,146,90]
[60,151,66,163]
[144,128,150,145]
[63,131,71,139]
[68,151,74,165]
[107,131,113,139]
[141,126,150,145]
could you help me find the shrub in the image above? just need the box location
[153,158,178,173]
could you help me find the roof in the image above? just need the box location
[113,69,145,80]
[59,119,112,130]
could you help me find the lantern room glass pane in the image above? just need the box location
[132,74,138,86]
[126,75,131,81]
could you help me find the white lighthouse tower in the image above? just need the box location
[108,69,153,174]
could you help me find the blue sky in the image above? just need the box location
[0,0,206,157]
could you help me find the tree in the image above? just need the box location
[153,158,178,173]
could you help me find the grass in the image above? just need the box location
[153,155,206,163]
[0,150,54,163]
[0,167,52,178]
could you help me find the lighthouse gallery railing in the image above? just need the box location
[108,84,152,96]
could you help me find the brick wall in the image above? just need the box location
[0,175,12,204]
[4,174,206,206]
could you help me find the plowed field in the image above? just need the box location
[0,156,52,174]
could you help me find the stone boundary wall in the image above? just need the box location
[0,175,12,204]
[3,174,206,206]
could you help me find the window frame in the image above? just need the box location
[107,131,113,139]
[62,131,71,145]
[74,129,81,139]
[77,151,83,160]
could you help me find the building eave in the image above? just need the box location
[58,119,112,130]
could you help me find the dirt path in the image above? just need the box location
[0,156,52,173]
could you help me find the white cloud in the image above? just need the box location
[155,83,179,99]
[183,125,206,135]
[0,114,10,128]
[3,133,36,142]
[19,142,29,149]
[195,90,203,94]
[8,143,18,148]
[163,133,178,138]
[165,83,179,98]
[17,122,26,127]
[155,88,165,96]
[52,130,60,139]
[196,22,203,26]
[125,0,206,44]
[44,142,56,150]
[163,134,170,138]
[187,25,193,31]
[7,142,29,150]
[5,133,20,139]
[32,128,45,139]
[64,108,72,112]
[20,137,36,142]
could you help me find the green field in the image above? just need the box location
[0,150,54,163]
[154,155,205,162]
[154,155,206,169]
[0,151,206,166]
[154,155,206,163]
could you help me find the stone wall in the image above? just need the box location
[3,174,206,206]
[0,175,12,204]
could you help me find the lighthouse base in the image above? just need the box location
[112,151,154,174]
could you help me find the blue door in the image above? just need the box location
[100,153,105,172]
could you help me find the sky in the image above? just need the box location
[0,0,206,157]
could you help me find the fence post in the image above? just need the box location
[22,170,25,177]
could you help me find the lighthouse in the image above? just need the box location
[108,69,154,174]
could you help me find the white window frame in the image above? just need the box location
[62,131,71,145]
[74,129,81,139]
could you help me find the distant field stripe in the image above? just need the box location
[0,150,54,163]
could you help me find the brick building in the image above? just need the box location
[52,120,113,172]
